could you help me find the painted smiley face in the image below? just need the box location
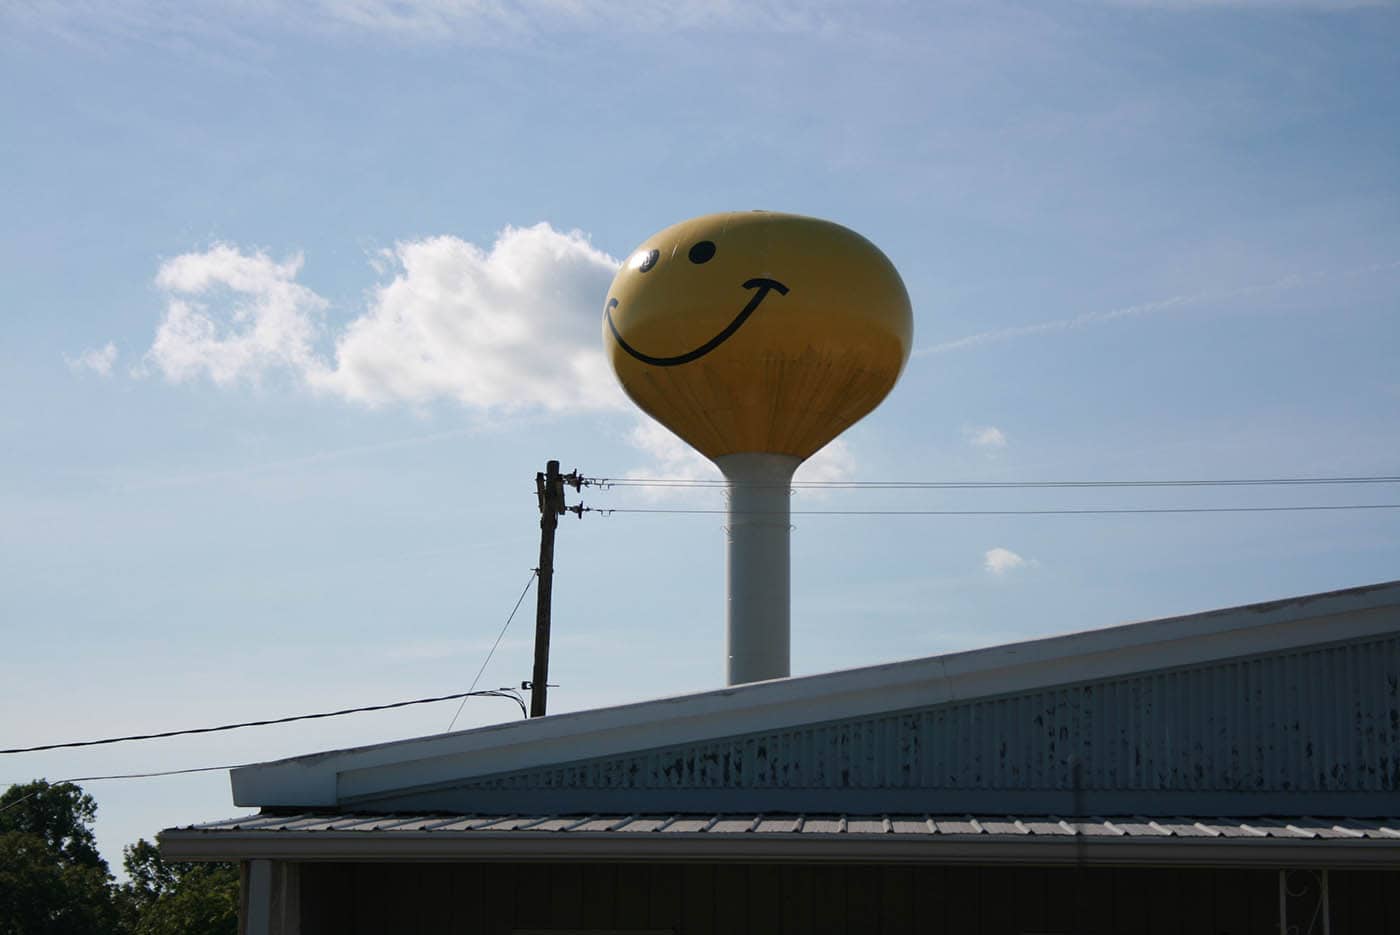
[604,231,791,367]
[602,211,913,460]
[606,275,789,367]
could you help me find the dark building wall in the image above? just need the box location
[297,861,1398,935]
[372,632,1400,816]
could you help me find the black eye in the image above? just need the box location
[633,249,659,272]
[688,240,716,264]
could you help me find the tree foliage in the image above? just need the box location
[0,780,105,871]
[0,831,121,935]
[120,839,238,935]
[0,780,238,935]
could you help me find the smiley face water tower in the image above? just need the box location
[603,211,913,685]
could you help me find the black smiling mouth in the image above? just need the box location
[606,277,790,367]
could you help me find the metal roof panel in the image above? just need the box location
[170,812,1400,842]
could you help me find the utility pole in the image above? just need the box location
[529,460,581,718]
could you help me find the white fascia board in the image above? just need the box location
[231,580,1400,808]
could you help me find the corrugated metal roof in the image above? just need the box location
[177,812,1400,841]
[162,811,1400,867]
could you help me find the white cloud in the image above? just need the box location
[310,0,847,39]
[797,439,857,486]
[65,342,118,377]
[139,225,624,412]
[983,546,1033,575]
[622,417,857,499]
[144,244,327,386]
[11,0,1376,51]
[312,226,623,411]
[967,425,1007,450]
[625,418,720,486]
[6,0,851,45]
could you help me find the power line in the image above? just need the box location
[64,764,248,782]
[0,575,547,791]
[1,765,266,813]
[583,474,1400,490]
[3,569,549,756]
[448,569,537,731]
[0,689,526,755]
[0,789,45,815]
[586,503,1400,517]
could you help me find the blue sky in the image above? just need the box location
[2,0,1398,871]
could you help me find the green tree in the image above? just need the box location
[0,780,240,935]
[0,780,121,935]
[0,780,105,871]
[119,839,238,935]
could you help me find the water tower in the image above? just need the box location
[603,211,912,685]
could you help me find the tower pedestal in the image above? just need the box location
[717,453,800,685]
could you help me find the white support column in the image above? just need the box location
[243,860,271,935]
[241,859,299,935]
[717,453,800,685]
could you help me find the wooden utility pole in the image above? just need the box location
[530,460,566,717]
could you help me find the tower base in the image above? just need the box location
[716,453,800,685]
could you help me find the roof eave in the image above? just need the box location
[157,828,1400,869]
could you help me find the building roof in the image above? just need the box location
[159,811,1400,867]
[229,579,1400,812]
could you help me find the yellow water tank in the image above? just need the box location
[602,211,913,462]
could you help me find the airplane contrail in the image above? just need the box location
[915,259,1400,357]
